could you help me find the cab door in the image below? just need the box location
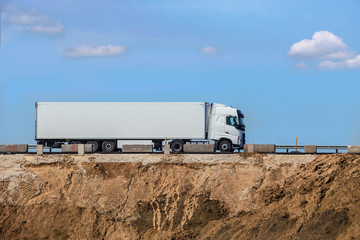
[225,115,241,145]
[213,115,239,145]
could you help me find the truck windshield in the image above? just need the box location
[237,110,245,130]
[239,117,244,126]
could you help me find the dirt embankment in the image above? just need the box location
[0,153,359,239]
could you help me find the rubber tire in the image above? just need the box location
[171,140,184,153]
[219,140,232,153]
[70,140,82,144]
[102,141,116,153]
[86,141,99,152]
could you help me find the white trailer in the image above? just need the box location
[35,102,245,153]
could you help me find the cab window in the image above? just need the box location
[226,116,238,127]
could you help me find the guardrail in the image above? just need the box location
[28,145,37,150]
[1,144,359,154]
[275,145,348,153]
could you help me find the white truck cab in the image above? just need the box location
[208,103,245,152]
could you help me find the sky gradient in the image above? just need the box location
[0,0,360,145]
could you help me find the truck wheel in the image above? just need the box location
[70,140,82,144]
[171,140,183,153]
[102,141,115,153]
[219,141,232,153]
[86,141,99,152]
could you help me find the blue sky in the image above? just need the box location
[0,0,360,145]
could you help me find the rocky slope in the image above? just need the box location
[0,153,358,239]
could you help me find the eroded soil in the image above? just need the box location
[0,153,358,239]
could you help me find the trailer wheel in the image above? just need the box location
[102,141,115,153]
[171,140,183,153]
[219,140,232,153]
[86,141,99,152]
[70,140,82,144]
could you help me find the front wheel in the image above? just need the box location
[102,141,116,153]
[219,140,232,153]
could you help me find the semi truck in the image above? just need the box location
[35,102,245,153]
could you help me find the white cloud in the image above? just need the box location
[64,44,128,58]
[318,55,360,70]
[324,51,356,60]
[288,31,353,60]
[27,22,64,34]
[2,4,64,34]
[3,6,48,25]
[202,46,218,55]
[289,31,360,70]
[295,62,307,69]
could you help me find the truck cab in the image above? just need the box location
[208,103,245,152]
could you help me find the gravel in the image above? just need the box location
[0,153,317,169]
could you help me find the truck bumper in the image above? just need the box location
[235,133,245,150]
